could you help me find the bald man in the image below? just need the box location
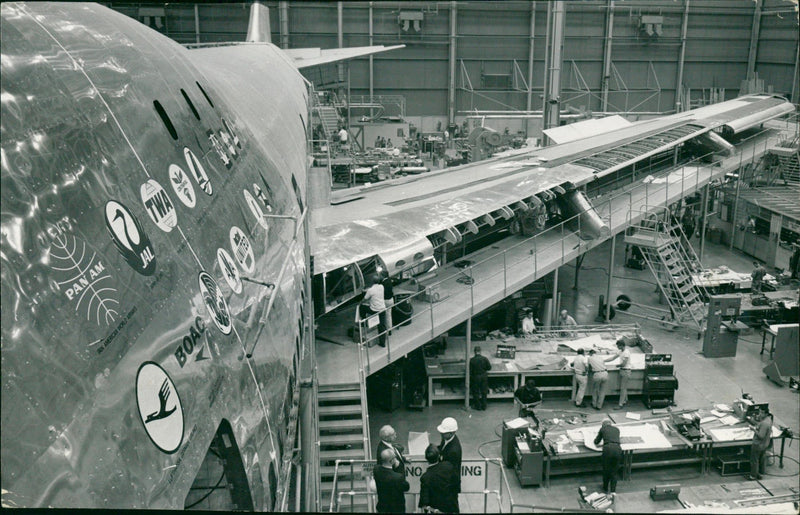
[373,448,410,513]
[376,425,406,474]
[594,419,622,493]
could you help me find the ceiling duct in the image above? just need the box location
[398,11,424,32]
[639,15,663,38]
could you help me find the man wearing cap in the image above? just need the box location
[373,448,410,512]
[594,419,622,493]
[376,425,407,474]
[469,346,492,411]
[437,417,462,495]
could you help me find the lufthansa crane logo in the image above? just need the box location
[136,361,184,454]
[199,271,232,335]
[104,200,156,276]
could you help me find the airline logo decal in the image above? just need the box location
[183,147,212,196]
[229,226,255,274]
[244,189,269,231]
[49,233,119,325]
[253,183,270,208]
[168,164,196,208]
[141,179,177,232]
[104,200,156,276]
[217,248,243,294]
[136,361,184,454]
[199,271,232,335]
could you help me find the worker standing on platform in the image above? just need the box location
[605,340,631,410]
[748,409,773,480]
[363,274,386,347]
[571,348,589,408]
[469,346,492,411]
[587,349,609,410]
[338,126,348,149]
[594,419,622,494]
[419,444,459,514]
[376,425,407,474]
[373,448,410,513]
[437,417,462,495]
[751,261,767,293]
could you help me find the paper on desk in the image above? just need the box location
[506,418,529,429]
[714,404,733,412]
[710,409,726,418]
[407,432,430,456]
[626,412,641,420]
[700,416,717,425]
[719,415,740,426]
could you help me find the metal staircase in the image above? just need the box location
[624,209,708,332]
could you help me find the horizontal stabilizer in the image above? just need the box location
[543,115,632,144]
[285,45,405,69]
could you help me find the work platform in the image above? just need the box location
[316,126,785,386]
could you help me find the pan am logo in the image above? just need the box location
[136,361,184,454]
[104,200,156,276]
[217,248,242,294]
[168,164,196,208]
[244,189,269,231]
[199,271,232,335]
[183,147,212,196]
[229,226,255,274]
[141,179,177,232]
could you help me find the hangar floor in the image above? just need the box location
[367,236,800,513]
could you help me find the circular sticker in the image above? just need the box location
[217,248,242,294]
[199,271,232,335]
[183,147,212,196]
[105,200,156,276]
[253,183,269,206]
[140,179,177,232]
[244,189,268,230]
[229,226,255,274]
[168,164,196,208]
[136,361,184,454]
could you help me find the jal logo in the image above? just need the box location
[229,226,255,274]
[168,164,196,208]
[183,147,212,196]
[199,271,232,335]
[136,361,184,454]
[217,248,243,294]
[141,179,177,232]
[244,189,269,231]
[104,200,156,276]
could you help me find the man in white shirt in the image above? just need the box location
[363,274,386,347]
[571,348,589,407]
[587,349,608,410]
[559,309,578,337]
[521,308,536,336]
[605,340,631,410]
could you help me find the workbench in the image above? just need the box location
[424,325,647,405]
[691,267,751,293]
[536,407,787,488]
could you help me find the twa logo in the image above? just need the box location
[141,179,177,232]
[104,200,156,276]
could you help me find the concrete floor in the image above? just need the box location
[367,235,800,513]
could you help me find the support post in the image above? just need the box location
[464,316,472,409]
[337,2,345,99]
[605,235,616,323]
[448,2,458,125]
[552,266,560,325]
[279,1,289,49]
[674,0,689,112]
[526,3,536,113]
[543,1,566,139]
[573,253,585,290]
[369,2,374,119]
[699,183,709,261]
[601,0,615,112]
[746,0,763,80]
[730,157,743,251]
[194,4,200,44]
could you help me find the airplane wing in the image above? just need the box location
[310,94,793,275]
[284,45,406,69]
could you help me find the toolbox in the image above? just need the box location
[650,484,681,501]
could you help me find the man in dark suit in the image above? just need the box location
[469,346,492,410]
[594,419,622,493]
[437,417,462,494]
[373,448,410,513]
[376,425,406,474]
[419,444,459,513]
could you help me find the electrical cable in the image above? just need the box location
[478,439,501,459]
[184,468,227,509]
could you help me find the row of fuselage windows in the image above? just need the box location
[153,81,215,141]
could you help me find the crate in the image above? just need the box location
[716,454,750,476]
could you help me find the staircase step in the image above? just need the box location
[320,449,368,461]
[321,465,369,479]
[319,382,361,393]
[320,419,364,431]
[320,404,363,416]
[321,433,365,446]
[319,390,361,402]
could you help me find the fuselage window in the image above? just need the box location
[181,89,201,120]
[291,174,303,212]
[154,100,178,140]
[196,81,215,108]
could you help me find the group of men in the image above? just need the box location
[569,340,631,411]
[372,418,462,513]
